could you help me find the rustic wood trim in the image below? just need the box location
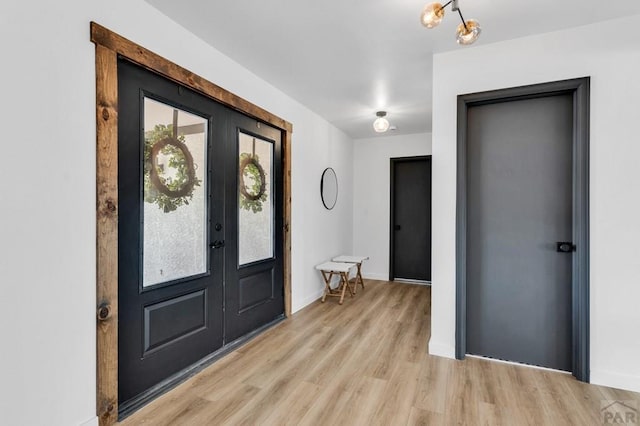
[91,22,293,425]
[283,129,292,317]
[95,43,119,426]
[90,22,293,133]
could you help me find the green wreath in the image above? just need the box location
[144,124,202,213]
[239,152,267,213]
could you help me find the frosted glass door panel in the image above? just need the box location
[238,132,274,266]
[143,97,208,287]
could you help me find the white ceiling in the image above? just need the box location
[146,0,640,139]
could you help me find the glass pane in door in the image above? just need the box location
[142,97,208,287]
[238,132,274,265]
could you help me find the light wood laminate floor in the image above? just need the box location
[121,280,639,425]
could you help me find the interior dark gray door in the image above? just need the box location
[118,59,284,412]
[390,157,432,281]
[466,94,573,371]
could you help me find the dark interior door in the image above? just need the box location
[118,59,284,411]
[390,157,432,281]
[466,94,573,371]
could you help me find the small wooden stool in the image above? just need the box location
[332,255,369,294]
[315,261,358,305]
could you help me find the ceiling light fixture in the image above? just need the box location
[373,111,390,133]
[420,0,481,45]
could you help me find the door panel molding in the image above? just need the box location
[142,289,207,355]
[91,22,293,426]
[455,78,590,381]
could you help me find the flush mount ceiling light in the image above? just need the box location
[373,111,390,133]
[420,0,481,45]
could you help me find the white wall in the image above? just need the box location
[430,15,640,393]
[0,1,353,425]
[352,133,432,280]
[292,122,354,310]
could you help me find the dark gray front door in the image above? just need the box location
[466,94,573,371]
[390,157,432,281]
[117,59,284,413]
[223,111,284,344]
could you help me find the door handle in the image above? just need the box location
[210,240,225,249]
[556,242,576,253]
[394,225,401,231]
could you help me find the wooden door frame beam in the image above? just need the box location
[91,22,293,426]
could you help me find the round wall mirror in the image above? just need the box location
[321,167,338,210]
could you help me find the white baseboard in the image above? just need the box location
[292,288,324,314]
[79,416,98,426]
[591,369,640,393]
[362,273,388,281]
[428,339,455,359]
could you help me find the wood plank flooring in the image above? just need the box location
[121,280,639,425]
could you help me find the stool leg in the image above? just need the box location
[350,268,358,295]
[346,272,356,297]
[357,263,365,290]
[321,271,333,302]
[339,272,349,305]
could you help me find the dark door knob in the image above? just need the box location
[556,242,576,253]
[211,240,225,249]
[394,225,401,231]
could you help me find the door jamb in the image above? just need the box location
[389,155,431,281]
[91,22,293,426]
[455,78,590,382]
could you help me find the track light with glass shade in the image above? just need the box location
[373,111,390,133]
[420,0,481,45]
